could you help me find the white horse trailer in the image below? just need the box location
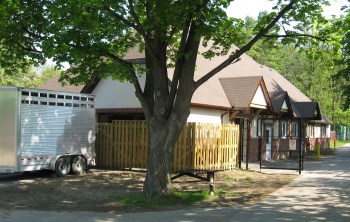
[0,87,96,176]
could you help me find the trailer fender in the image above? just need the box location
[49,155,70,170]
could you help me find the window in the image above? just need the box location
[292,122,298,138]
[251,118,257,138]
[274,121,279,138]
[309,125,314,138]
[322,126,326,138]
[281,121,287,138]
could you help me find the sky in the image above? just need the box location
[226,0,348,19]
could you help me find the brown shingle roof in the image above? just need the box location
[40,42,311,109]
[219,76,265,110]
[187,44,310,109]
[38,75,84,93]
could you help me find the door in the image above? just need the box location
[265,126,272,160]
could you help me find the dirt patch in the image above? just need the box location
[0,169,297,213]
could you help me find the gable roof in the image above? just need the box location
[270,91,294,114]
[311,112,333,124]
[186,44,310,109]
[39,43,312,111]
[219,76,271,111]
[292,102,321,120]
[38,75,84,93]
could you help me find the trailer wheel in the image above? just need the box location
[55,157,71,177]
[71,156,86,175]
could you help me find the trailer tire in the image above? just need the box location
[55,157,71,177]
[71,156,86,175]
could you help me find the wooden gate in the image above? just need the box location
[95,121,240,172]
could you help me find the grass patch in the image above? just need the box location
[215,184,236,197]
[221,173,239,182]
[306,148,336,157]
[336,140,350,148]
[115,189,211,209]
[244,177,252,182]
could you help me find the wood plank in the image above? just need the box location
[95,121,240,172]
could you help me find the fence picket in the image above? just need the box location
[96,121,239,171]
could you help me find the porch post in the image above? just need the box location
[298,118,303,174]
[246,118,251,170]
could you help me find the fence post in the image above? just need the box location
[317,144,321,160]
[208,171,214,196]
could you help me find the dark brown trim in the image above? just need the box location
[190,103,231,110]
[81,77,101,94]
[96,108,144,114]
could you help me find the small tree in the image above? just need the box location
[0,0,331,197]
[0,63,58,88]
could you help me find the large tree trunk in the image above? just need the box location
[143,113,187,197]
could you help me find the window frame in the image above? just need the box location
[281,121,287,138]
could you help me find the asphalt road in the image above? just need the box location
[1,146,349,222]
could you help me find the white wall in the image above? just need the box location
[92,76,145,109]
[314,124,321,138]
[327,125,331,138]
[92,77,229,124]
[187,107,226,124]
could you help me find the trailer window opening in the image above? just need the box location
[40,93,47,98]
[81,104,87,108]
[88,104,94,108]
[40,101,48,105]
[57,95,64,99]
[65,103,72,107]
[31,101,38,105]
[49,94,56,98]
[22,91,29,96]
[31,92,38,97]
[88,97,94,102]
[21,100,30,104]
[57,102,64,106]
[65,95,72,100]
[49,102,56,106]
[73,103,80,107]
[81,97,87,101]
[73,96,80,101]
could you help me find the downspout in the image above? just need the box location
[239,118,244,169]
[246,118,250,170]
[257,116,264,170]
[298,118,303,174]
[221,110,230,124]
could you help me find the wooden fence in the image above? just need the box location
[95,121,240,172]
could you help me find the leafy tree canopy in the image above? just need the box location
[0,63,59,88]
[0,0,331,85]
[239,13,350,127]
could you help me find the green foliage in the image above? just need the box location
[238,13,350,127]
[0,64,59,88]
[335,140,350,147]
[336,10,350,107]
[0,0,332,86]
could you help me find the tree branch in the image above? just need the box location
[18,43,42,54]
[128,0,145,34]
[100,49,151,116]
[194,0,297,89]
[22,27,44,40]
[103,6,137,30]
[127,1,160,64]
[263,34,328,42]
[168,14,193,108]
[169,0,210,107]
